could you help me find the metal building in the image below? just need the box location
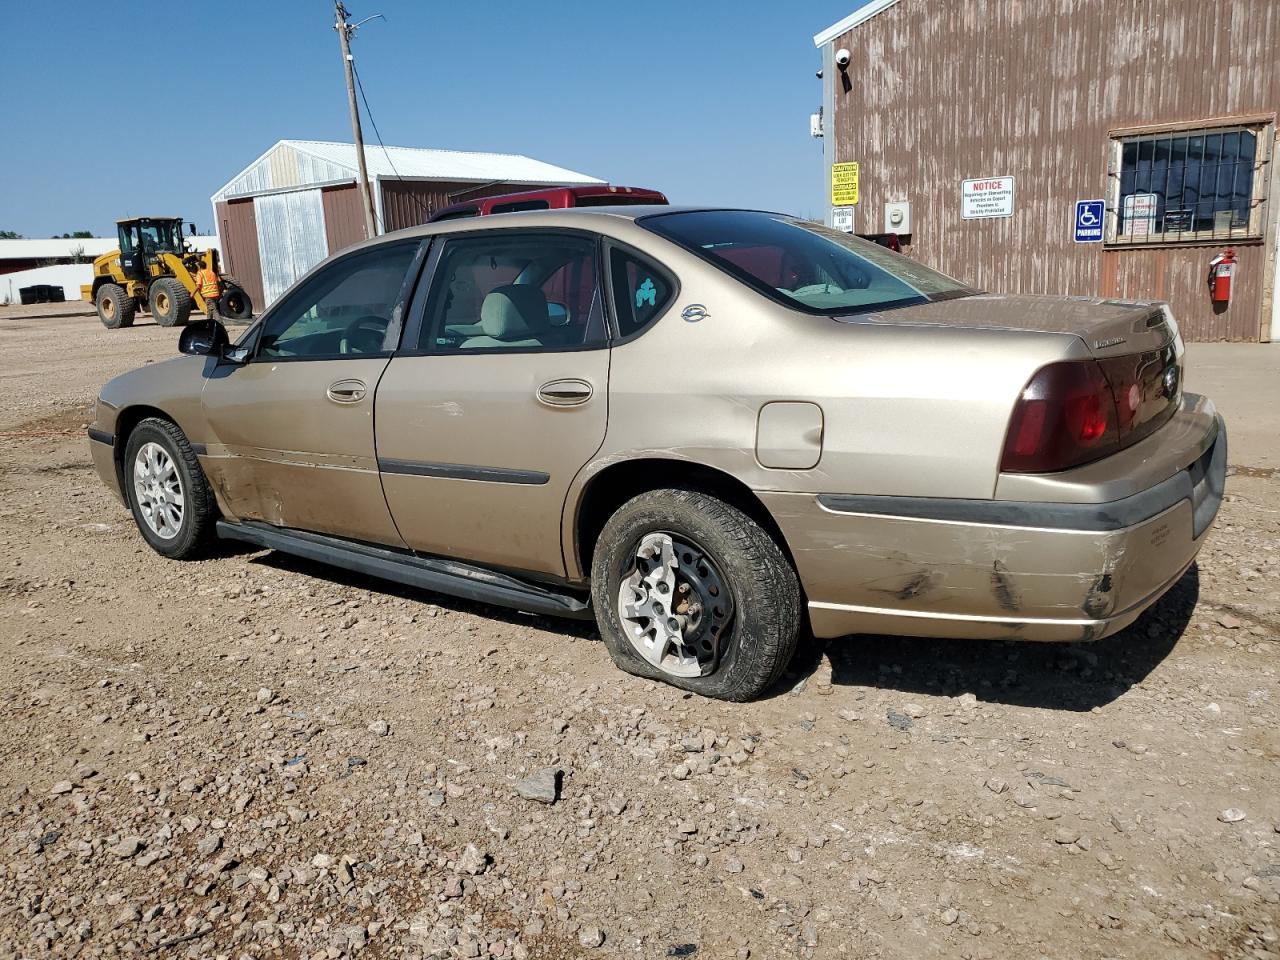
[813,0,1279,341]
[210,140,603,308]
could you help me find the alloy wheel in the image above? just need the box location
[616,532,735,678]
[133,442,184,539]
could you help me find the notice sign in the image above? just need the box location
[1074,199,1105,243]
[1122,193,1158,237]
[832,207,854,233]
[961,176,1015,219]
[831,162,860,205]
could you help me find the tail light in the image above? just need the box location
[1000,361,1119,473]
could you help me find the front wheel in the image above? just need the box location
[123,418,216,559]
[590,489,802,701]
[149,277,192,327]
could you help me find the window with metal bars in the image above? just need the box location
[1106,123,1271,245]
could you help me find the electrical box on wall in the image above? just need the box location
[884,201,911,235]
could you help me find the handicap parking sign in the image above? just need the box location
[1074,199,1105,243]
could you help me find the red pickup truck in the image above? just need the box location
[428,185,668,222]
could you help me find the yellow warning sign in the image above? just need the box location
[831,162,860,206]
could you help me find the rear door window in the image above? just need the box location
[418,232,606,353]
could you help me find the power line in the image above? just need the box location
[352,62,438,227]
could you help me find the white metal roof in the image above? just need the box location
[813,0,904,46]
[212,139,603,202]
[0,238,118,260]
[0,236,219,261]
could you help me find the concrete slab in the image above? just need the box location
[1184,341,1280,472]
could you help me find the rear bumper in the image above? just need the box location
[761,411,1226,642]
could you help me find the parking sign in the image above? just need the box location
[1074,199,1105,243]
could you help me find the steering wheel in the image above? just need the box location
[340,315,388,355]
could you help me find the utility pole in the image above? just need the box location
[335,1,378,238]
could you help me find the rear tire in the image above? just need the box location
[95,283,136,329]
[123,418,216,559]
[149,278,192,327]
[218,284,253,321]
[590,488,802,701]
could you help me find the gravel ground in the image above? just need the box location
[1,310,1277,959]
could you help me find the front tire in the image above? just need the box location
[149,278,192,327]
[123,418,216,559]
[590,488,802,701]
[96,284,136,329]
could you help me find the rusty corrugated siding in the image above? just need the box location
[379,180,562,231]
[829,0,1279,341]
[322,185,368,255]
[215,199,264,313]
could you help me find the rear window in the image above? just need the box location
[642,210,974,314]
[431,208,479,222]
[576,194,665,208]
[490,199,551,214]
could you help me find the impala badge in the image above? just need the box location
[681,304,709,323]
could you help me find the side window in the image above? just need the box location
[608,247,675,338]
[257,244,417,360]
[420,233,606,352]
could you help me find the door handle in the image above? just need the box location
[327,379,367,403]
[536,378,593,407]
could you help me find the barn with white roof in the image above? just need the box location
[211,139,603,307]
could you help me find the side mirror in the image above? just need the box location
[178,318,230,358]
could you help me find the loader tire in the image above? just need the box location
[96,284,136,329]
[149,278,192,327]
[218,284,253,321]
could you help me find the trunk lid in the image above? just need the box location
[839,292,1176,357]
[840,293,1184,458]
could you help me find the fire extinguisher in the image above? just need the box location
[1208,249,1237,303]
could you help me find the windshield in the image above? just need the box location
[135,220,182,254]
[642,210,974,314]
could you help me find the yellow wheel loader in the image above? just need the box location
[82,217,253,329]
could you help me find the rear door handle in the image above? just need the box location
[536,378,593,406]
[327,379,367,403]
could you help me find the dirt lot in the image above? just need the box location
[1,307,1277,960]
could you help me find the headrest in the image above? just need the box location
[479,285,549,340]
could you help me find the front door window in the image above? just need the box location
[257,243,418,359]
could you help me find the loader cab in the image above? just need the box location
[116,217,185,279]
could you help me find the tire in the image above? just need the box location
[590,488,802,701]
[95,283,136,329]
[218,284,253,321]
[123,418,217,559]
[149,277,193,327]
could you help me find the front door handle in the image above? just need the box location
[536,378,593,407]
[327,379,367,404]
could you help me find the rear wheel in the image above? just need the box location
[590,488,802,701]
[218,284,253,321]
[123,418,216,559]
[95,283,136,329]
[149,278,192,327]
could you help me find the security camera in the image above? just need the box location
[835,48,851,69]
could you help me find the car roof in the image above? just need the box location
[331,206,790,262]
[384,205,742,238]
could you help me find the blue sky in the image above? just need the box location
[0,0,860,238]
